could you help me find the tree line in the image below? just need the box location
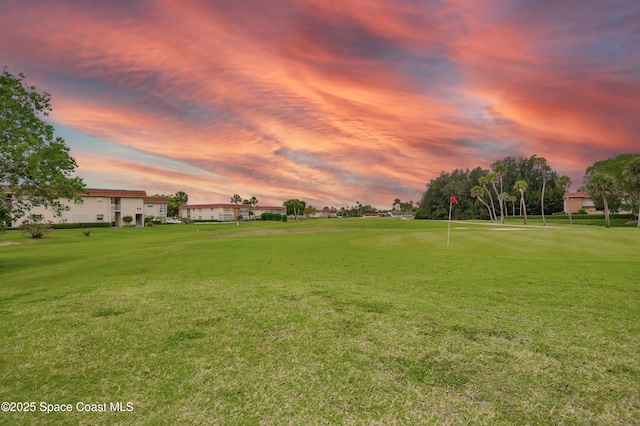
[582,154,640,228]
[415,155,570,222]
[415,154,640,228]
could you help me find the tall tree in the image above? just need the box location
[583,154,639,219]
[1,67,85,225]
[493,164,508,223]
[479,175,497,222]
[585,173,615,228]
[622,158,640,228]
[242,199,252,220]
[504,194,518,216]
[169,191,188,217]
[393,198,401,219]
[471,186,493,221]
[557,175,573,225]
[249,196,258,220]
[487,171,504,223]
[230,194,242,225]
[514,180,528,224]
[533,156,548,225]
[283,199,305,220]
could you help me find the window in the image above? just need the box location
[147,204,154,208]
[96,198,103,204]
[96,214,104,221]
[74,199,84,205]
[159,204,167,213]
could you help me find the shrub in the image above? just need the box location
[20,214,53,238]
[281,215,288,222]
[51,222,111,229]
[122,215,133,224]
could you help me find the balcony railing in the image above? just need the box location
[111,205,121,212]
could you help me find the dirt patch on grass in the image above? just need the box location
[0,241,19,246]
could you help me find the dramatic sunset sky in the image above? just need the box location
[2,1,638,208]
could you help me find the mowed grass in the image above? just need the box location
[0,220,639,425]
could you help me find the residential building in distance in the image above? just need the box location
[563,192,596,214]
[10,189,169,227]
[180,204,287,221]
[313,208,338,218]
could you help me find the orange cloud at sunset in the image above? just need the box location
[1,0,638,208]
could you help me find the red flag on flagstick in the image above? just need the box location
[447,194,458,247]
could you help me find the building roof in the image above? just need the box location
[3,187,149,198]
[144,197,170,203]
[181,203,243,209]
[80,188,148,198]
[563,192,591,199]
[180,204,285,210]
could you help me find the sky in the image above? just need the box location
[1,0,639,209]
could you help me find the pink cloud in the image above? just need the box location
[2,0,638,205]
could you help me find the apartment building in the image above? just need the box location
[10,189,169,227]
[179,204,287,221]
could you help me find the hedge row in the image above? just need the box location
[261,212,287,222]
[51,222,112,229]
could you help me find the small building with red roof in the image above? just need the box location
[563,192,596,214]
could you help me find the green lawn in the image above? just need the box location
[1,220,639,424]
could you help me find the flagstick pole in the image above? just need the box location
[447,198,453,247]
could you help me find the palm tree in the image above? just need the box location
[471,186,494,221]
[533,156,548,225]
[504,194,518,217]
[514,180,528,224]
[585,173,615,228]
[249,196,259,220]
[242,199,252,221]
[479,176,497,222]
[487,171,504,223]
[230,194,242,225]
[283,199,304,220]
[393,198,401,219]
[622,159,640,228]
[493,164,507,223]
[557,175,573,225]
